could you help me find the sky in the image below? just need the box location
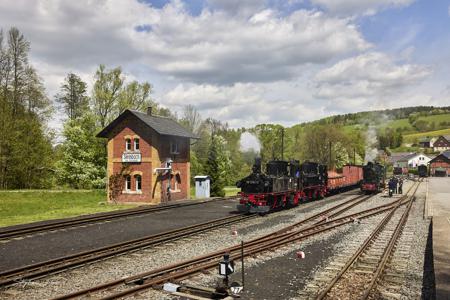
[1,0,449,134]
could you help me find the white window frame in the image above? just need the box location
[125,139,132,151]
[125,175,131,191]
[135,175,142,191]
[170,141,179,154]
[134,138,140,151]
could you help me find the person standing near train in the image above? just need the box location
[398,178,403,194]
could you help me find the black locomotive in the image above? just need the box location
[418,165,428,177]
[236,158,327,213]
[361,161,385,193]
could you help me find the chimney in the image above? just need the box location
[147,106,152,116]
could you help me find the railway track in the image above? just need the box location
[50,192,409,300]
[0,213,254,288]
[0,192,365,288]
[0,196,235,240]
[314,180,421,300]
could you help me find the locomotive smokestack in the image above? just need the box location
[253,157,262,174]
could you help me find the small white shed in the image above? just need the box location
[194,176,210,198]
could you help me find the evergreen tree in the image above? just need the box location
[204,136,228,197]
[55,73,89,120]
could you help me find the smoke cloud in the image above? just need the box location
[364,125,378,163]
[240,132,261,153]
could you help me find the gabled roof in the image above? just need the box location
[443,150,450,159]
[430,150,450,163]
[388,152,414,164]
[96,109,198,139]
[397,153,420,162]
[435,135,450,143]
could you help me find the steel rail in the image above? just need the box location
[315,181,420,300]
[95,196,412,300]
[51,193,407,300]
[361,196,417,299]
[0,191,363,288]
[0,196,235,240]
[0,213,253,287]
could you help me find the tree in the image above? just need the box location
[204,136,228,197]
[180,104,202,135]
[253,124,284,164]
[302,124,354,169]
[0,27,54,189]
[92,64,123,127]
[55,73,89,120]
[56,114,106,189]
[117,81,152,114]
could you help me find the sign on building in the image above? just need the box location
[122,152,141,163]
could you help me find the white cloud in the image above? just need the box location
[161,78,330,128]
[314,52,432,110]
[0,0,444,133]
[0,0,369,90]
[311,0,415,16]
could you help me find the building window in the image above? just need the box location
[135,175,142,191]
[125,139,132,151]
[170,173,181,192]
[170,141,179,154]
[125,175,131,191]
[134,138,140,151]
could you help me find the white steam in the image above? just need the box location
[364,125,378,163]
[240,132,261,153]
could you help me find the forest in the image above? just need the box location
[1,27,449,195]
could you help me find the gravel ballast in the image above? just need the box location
[0,191,360,299]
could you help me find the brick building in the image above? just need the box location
[433,135,450,152]
[429,151,450,177]
[97,108,197,203]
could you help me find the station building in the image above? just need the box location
[429,150,450,177]
[97,107,197,203]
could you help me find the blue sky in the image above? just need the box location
[0,0,449,133]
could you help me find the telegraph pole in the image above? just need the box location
[329,141,332,170]
[281,127,285,161]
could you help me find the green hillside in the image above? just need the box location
[404,128,450,143]
[294,106,450,154]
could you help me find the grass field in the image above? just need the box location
[190,186,241,198]
[0,190,138,228]
[379,118,414,132]
[417,113,450,124]
[403,128,450,143]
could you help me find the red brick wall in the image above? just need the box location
[430,158,450,175]
[156,135,190,202]
[106,115,191,203]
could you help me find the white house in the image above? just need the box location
[394,153,431,168]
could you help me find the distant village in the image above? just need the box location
[385,135,450,177]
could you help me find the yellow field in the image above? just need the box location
[403,128,450,142]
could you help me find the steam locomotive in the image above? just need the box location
[236,158,362,214]
[418,165,428,177]
[360,162,385,193]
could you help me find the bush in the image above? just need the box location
[408,169,418,175]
